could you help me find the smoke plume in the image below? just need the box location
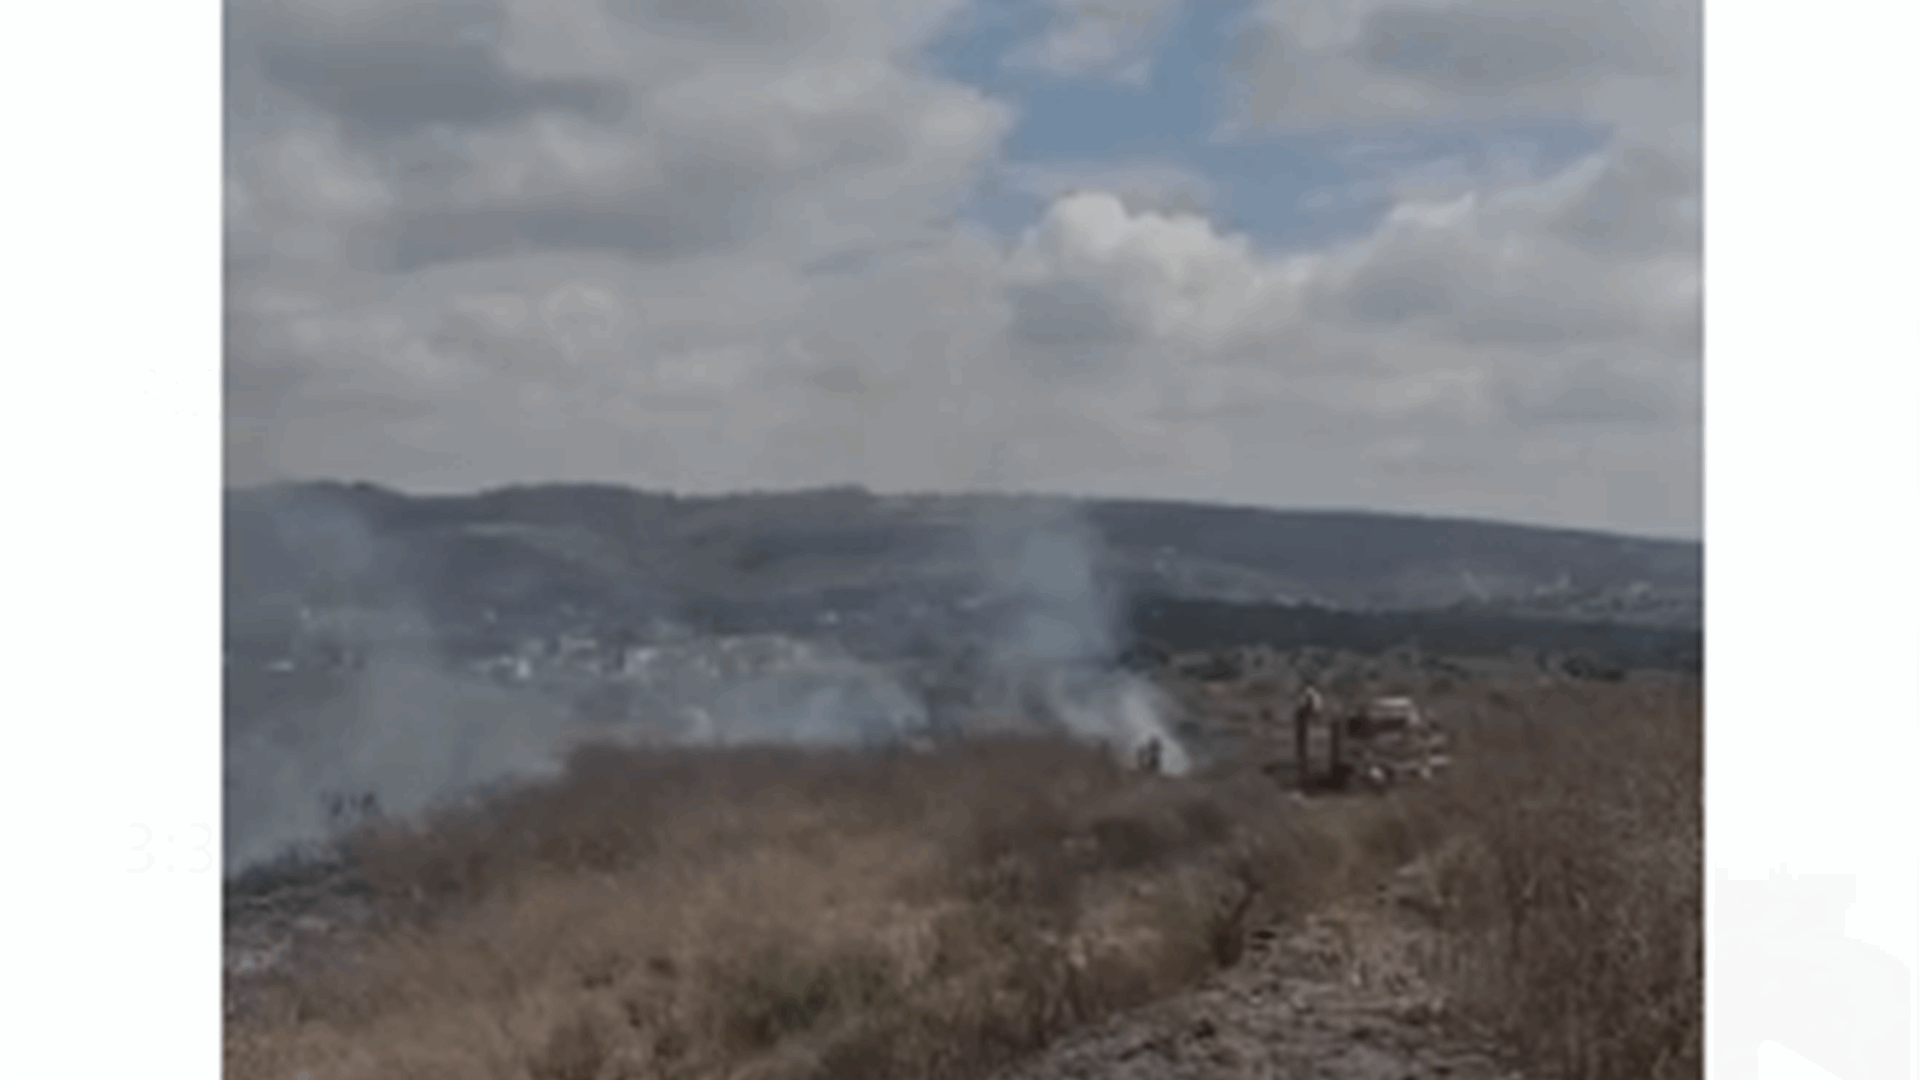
[223,487,1193,877]
[968,498,1191,773]
[231,501,535,872]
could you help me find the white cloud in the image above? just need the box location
[1202,0,1700,533]
[994,158,1218,217]
[1225,0,1699,139]
[225,0,1701,535]
[977,162,1697,526]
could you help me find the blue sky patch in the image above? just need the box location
[924,0,1611,252]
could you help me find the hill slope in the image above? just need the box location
[225,481,1699,660]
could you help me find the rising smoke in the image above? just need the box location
[967,498,1192,774]
[624,634,932,749]
[224,491,578,873]
[223,488,1189,876]
[224,641,571,872]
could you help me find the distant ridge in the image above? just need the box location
[225,481,1701,667]
[230,479,1695,546]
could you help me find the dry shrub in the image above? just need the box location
[705,936,899,1052]
[226,735,1296,1080]
[526,1011,615,1080]
[227,677,1694,1080]
[1431,681,1702,1080]
[1222,779,1448,936]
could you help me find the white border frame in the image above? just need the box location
[5,0,1917,1076]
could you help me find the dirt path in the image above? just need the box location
[992,857,1531,1080]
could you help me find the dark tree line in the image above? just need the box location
[1123,594,1700,674]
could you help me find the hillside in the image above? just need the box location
[224,485,1703,1078]
[225,481,1701,667]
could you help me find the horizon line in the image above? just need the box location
[223,476,1703,547]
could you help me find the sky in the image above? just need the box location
[223,0,1703,538]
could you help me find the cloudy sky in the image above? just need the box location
[224,0,1702,538]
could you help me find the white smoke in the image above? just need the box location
[225,491,580,874]
[225,643,572,872]
[223,488,1189,877]
[968,498,1191,774]
[617,634,931,749]
[1034,665,1192,775]
[226,619,938,873]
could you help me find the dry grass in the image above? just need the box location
[225,675,1702,1080]
[1422,678,1703,1080]
[225,734,1432,1080]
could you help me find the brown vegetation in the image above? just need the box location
[1424,677,1703,1080]
[225,675,1701,1080]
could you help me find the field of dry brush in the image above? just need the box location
[225,673,1700,1080]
